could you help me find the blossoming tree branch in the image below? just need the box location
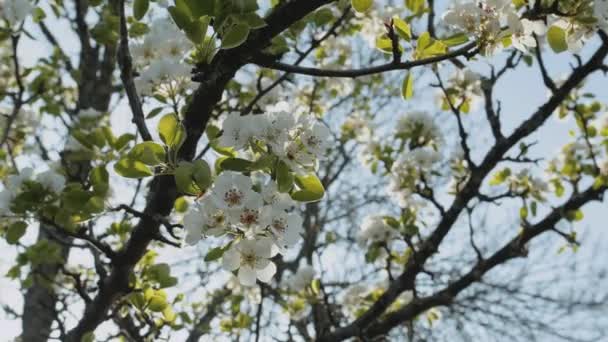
[1,0,608,340]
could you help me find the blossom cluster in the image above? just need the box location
[341,279,413,319]
[356,215,398,248]
[184,171,303,286]
[442,0,607,54]
[131,18,193,97]
[0,0,33,27]
[183,101,331,286]
[442,0,544,54]
[0,166,66,220]
[218,103,331,174]
[388,111,443,207]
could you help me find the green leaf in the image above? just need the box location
[405,0,425,14]
[184,16,209,44]
[192,160,212,190]
[185,0,215,17]
[220,157,253,172]
[148,293,168,312]
[168,5,192,30]
[32,7,46,23]
[89,165,110,195]
[352,0,373,13]
[6,221,27,245]
[174,196,189,213]
[375,34,394,54]
[174,162,199,195]
[158,114,186,150]
[547,25,568,53]
[276,160,294,193]
[383,216,400,229]
[221,23,250,49]
[402,72,414,100]
[417,31,431,50]
[392,17,411,41]
[129,142,166,166]
[114,158,153,178]
[310,279,321,295]
[242,13,266,29]
[113,133,136,151]
[519,206,528,220]
[291,174,325,202]
[489,168,511,186]
[146,107,164,119]
[314,8,334,26]
[205,245,228,261]
[442,33,469,47]
[133,0,149,20]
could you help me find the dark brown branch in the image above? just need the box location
[253,42,477,78]
[117,0,152,141]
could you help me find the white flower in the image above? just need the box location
[217,114,259,150]
[388,148,441,207]
[600,160,608,176]
[442,2,483,33]
[357,215,397,247]
[300,121,331,159]
[507,14,546,52]
[226,274,262,304]
[395,111,442,148]
[5,167,33,196]
[252,109,295,150]
[135,57,191,96]
[287,265,316,292]
[36,169,66,193]
[227,194,265,236]
[260,180,294,211]
[0,189,13,217]
[222,238,278,286]
[342,115,373,142]
[210,171,258,210]
[183,199,227,245]
[262,207,303,251]
[1,0,33,26]
[596,0,608,32]
[276,140,316,174]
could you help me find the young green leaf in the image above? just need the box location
[392,17,411,41]
[133,0,149,20]
[547,25,568,53]
[402,72,414,100]
[129,142,166,166]
[158,114,186,150]
[276,160,294,193]
[6,221,27,245]
[291,174,325,202]
[220,157,254,172]
[352,0,373,13]
[221,23,250,49]
[114,158,153,178]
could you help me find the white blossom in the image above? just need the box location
[218,114,259,150]
[395,111,442,148]
[507,14,546,52]
[287,265,316,292]
[36,169,66,194]
[0,0,33,26]
[357,215,397,247]
[262,207,303,251]
[222,238,278,286]
[183,199,227,245]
